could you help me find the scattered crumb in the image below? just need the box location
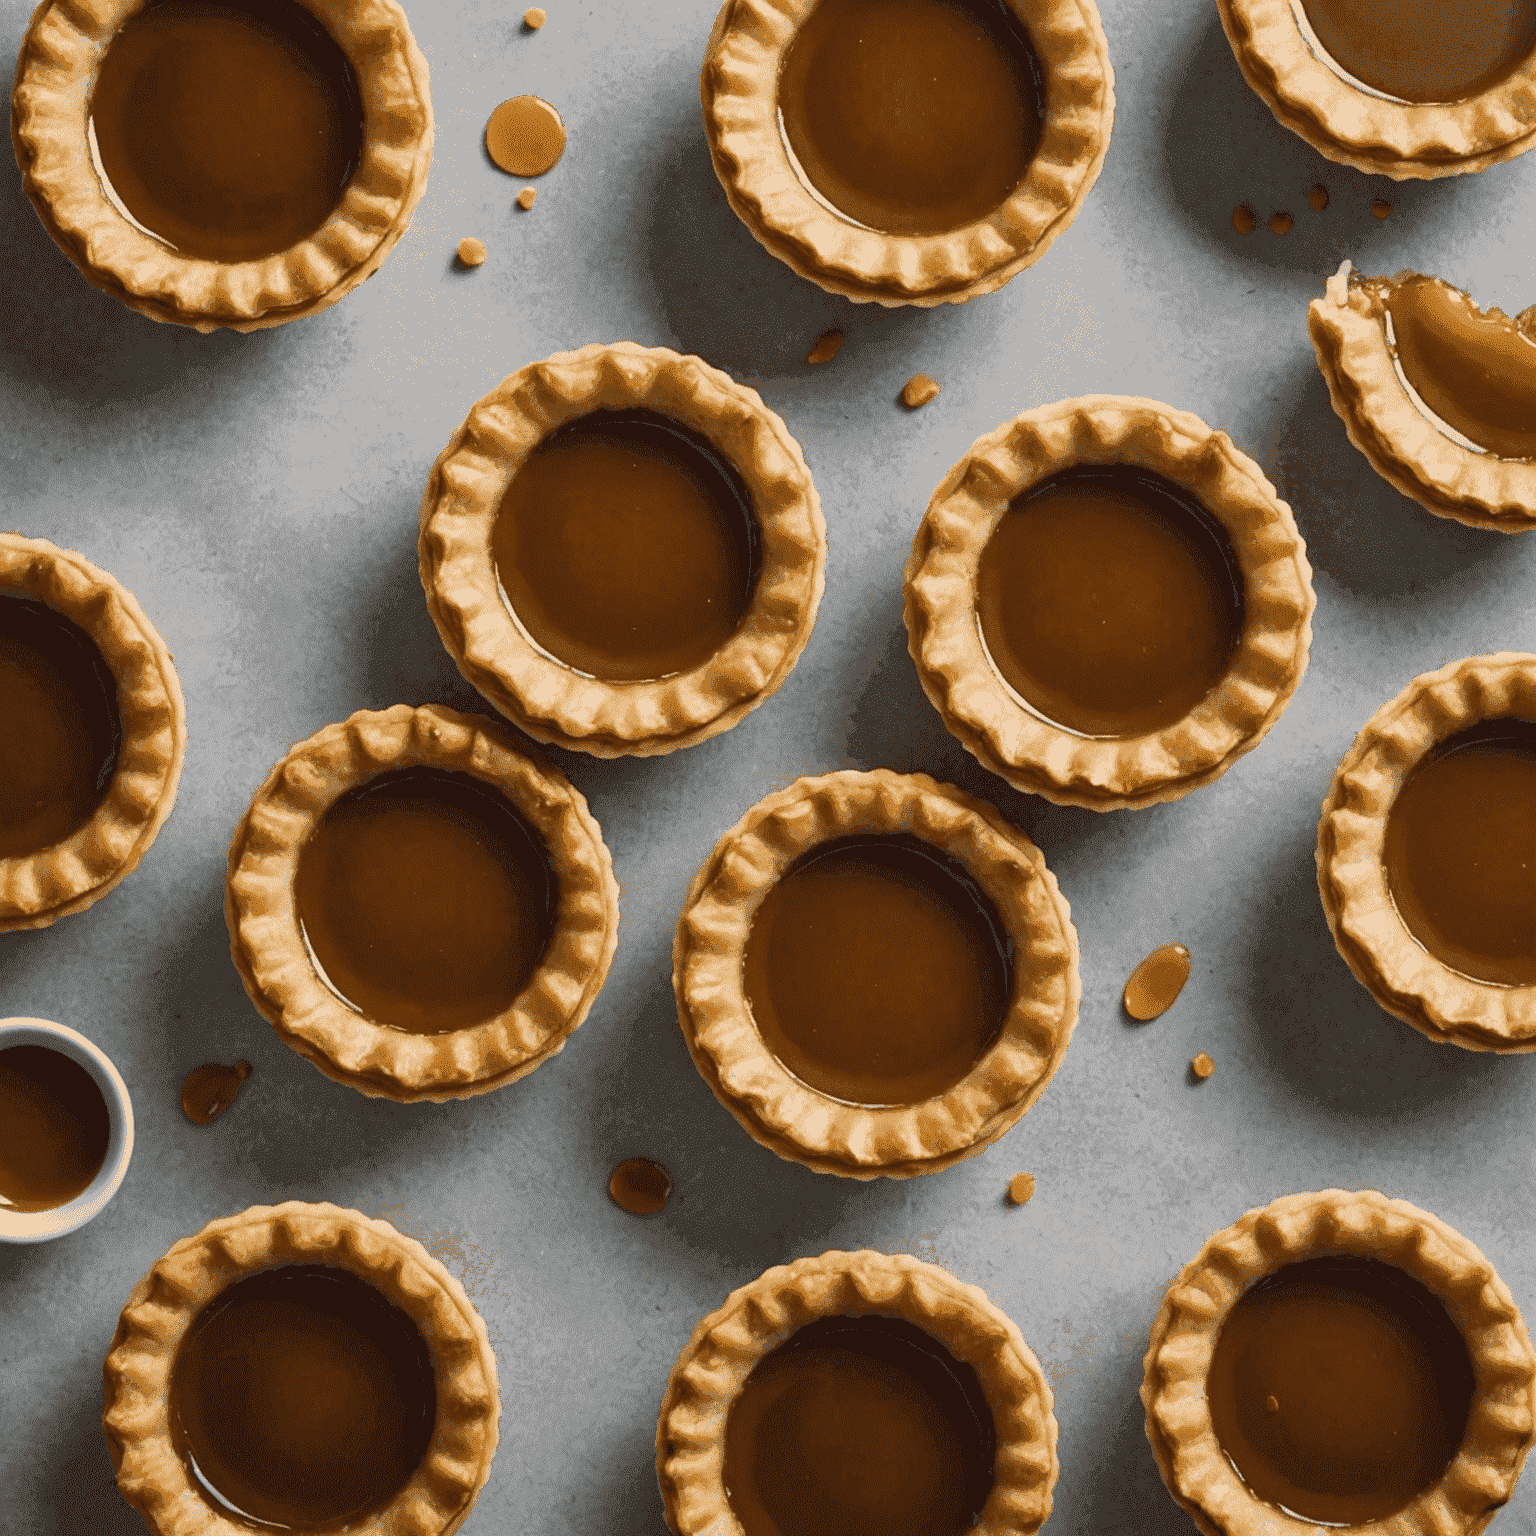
[1371,199,1393,220]
[456,237,487,267]
[1307,184,1329,212]
[901,372,941,409]
[524,6,546,26]
[517,187,537,210]
[1231,204,1256,235]
[1266,1394,1280,1413]
[1191,1051,1216,1081]
[1268,210,1293,236]
[1007,1172,1036,1206]
[806,328,844,366]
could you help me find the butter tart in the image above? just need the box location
[904,396,1316,811]
[1309,260,1536,532]
[12,0,433,332]
[700,0,1115,306]
[657,1249,1058,1534]
[1216,0,1536,179]
[1317,652,1536,1053]
[419,343,826,757]
[0,533,185,930]
[1142,1188,1536,1535]
[673,769,1080,1179]
[225,703,619,1100]
[103,1200,499,1534]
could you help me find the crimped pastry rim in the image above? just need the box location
[672,769,1081,1179]
[224,703,620,1101]
[418,343,827,758]
[1316,653,1536,1053]
[0,533,185,930]
[11,0,434,332]
[102,1201,500,1536]
[699,0,1116,307]
[656,1249,1059,1534]
[1308,261,1536,533]
[1215,0,1536,179]
[903,395,1316,812]
[1140,1189,1536,1536]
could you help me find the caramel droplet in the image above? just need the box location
[806,328,844,366]
[486,95,566,177]
[524,6,546,27]
[181,1061,252,1125]
[609,1157,670,1215]
[1371,199,1393,220]
[1307,184,1329,212]
[1191,1051,1216,1081]
[1266,1394,1281,1413]
[456,237,486,267]
[1123,943,1191,1021]
[1231,204,1257,235]
[1007,1172,1036,1206]
[516,187,537,211]
[901,373,941,409]
[1268,210,1293,236]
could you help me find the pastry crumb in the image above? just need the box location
[1371,199,1393,220]
[456,237,487,267]
[806,328,844,366]
[1007,1172,1036,1206]
[1231,204,1256,235]
[517,187,537,210]
[1267,210,1293,236]
[1191,1051,1215,1081]
[1307,183,1329,212]
[523,6,546,27]
[901,373,941,409]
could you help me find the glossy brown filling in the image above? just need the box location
[776,0,1045,236]
[89,0,363,263]
[1385,275,1536,461]
[742,835,1011,1106]
[294,768,557,1035]
[0,596,121,860]
[0,1045,110,1212]
[975,465,1245,739]
[1383,719,1536,986]
[492,409,760,683]
[1208,1256,1474,1525]
[724,1314,996,1536]
[1298,0,1536,103]
[170,1264,436,1530]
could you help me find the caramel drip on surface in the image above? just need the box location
[294,768,557,1035]
[1297,0,1536,103]
[1385,276,1536,461]
[0,1045,110,1212]
[1123,944,1191,1021]
[492,409,760,682]
[88,0,363,263]
[171,1264,436,1530]
[742,834,1011,1107]
[776,0,1045,236]
[975,465,1245,739]
[0,597,121,860]
[1207,1256,1474,1525]
[724,1314,996,1536]
[485,95,567,176]
[181,1061,252,1124]
[1231,204,1257,234]
[1307,184,1329,211]
[608,1157,671,1215]
[1383,719,1536,986]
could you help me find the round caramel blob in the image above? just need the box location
[975,465,1245,739]
[1207,1256,1474,1525]
[485,95,567,176]
[0,1045,110,1212]
[170,1264,437,1529]
[1123,943,1191,1021]
[742,834,1011,1106]
[88,0,364,263]
[181,1060,252,1124]
[294,767,557,1034]
[492,409,760,682]
[609,1157,671,1215]
[723,1314,996,1536]
[776,0,1044,236]
[1384,719,1536,986]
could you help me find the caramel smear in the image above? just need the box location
[1231,204,1257,235]
[456,237,486,267]
[1371,199,1393,220]
[1191,1051,1215,1080]
[609,1157,671,1215]
[1007,1172,1035,1206]
[524,6,546,27]
[806,329,844,366]
[1268,210,1294,236]
[181,1061,252,1125]
[517,187,537,210]
[901,373,941,409]
[1308,184,1330,212]
[486,95,566,177]
[1123,943,1191,1022]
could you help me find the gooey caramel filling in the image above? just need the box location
[776,0,1045,236]
[492,409,760,683]
[1297,0,1536,104]
[294,768,556,1035]
[742,835,1011,1106]
[89,0,364,263]
[1208,1256,1474,1525]
[0,596,121,860]
[0,1045,110,1212]
[975,465,1245,739]
[724,1314,996,1536]
[1383,719,1536,987]
[171,1264,436,1530]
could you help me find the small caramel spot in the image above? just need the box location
[1231,204,1257,235]
[1124,943,1191,1022]
[517,187,537,210]
[524,6,546,26]
[901,373,941,409]
[609,1157,670,1215]
[1191,1051,1216,1081]
[181,1060,252,1125]
[1266,1394,1281,1413]
[1307,184,1329,212]
[456,237,486,267]
[486,95,566,177]
[1007,1172,1036,1206]
[1371,199,1393,220]
[1268,210,1293,236]
[806,328,844,366]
